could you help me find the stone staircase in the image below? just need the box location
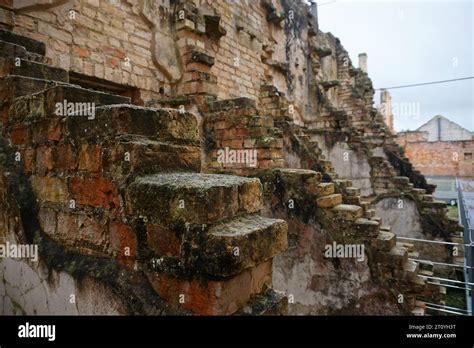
[258,168,439,315]
[257,80,449,315]
[0,28,288,315]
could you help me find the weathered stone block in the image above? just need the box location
[104,135,201,176]
[30,175,69,203]
[374,231,396,251]
[0,28,45,55]
[147,260,273,315]
[128,173,262,226]
[199,215,288,277]
[316,194,342,208]
[0,57,68,82]
[332,204,363,221]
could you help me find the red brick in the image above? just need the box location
[47,119,62,142]
[55,144,76,171]
[69,177,120,209]
[101,45,126,59]
[31,119,62,143]
[398,138,474,177]
[23,148,35,174]
[110,222,137,268]
[79,144,102,173]
[148,260,272,315]
[147,224,182,257]
[106,56,119,68]
[36,146,54,176]
[73,46,89,58]
[11,125,27,145]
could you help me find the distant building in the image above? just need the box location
[396,115,474,177]
[379,89,394,133]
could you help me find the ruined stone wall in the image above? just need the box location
[12,0,168,101]
[0,0,458,316]
[9,0,313,113]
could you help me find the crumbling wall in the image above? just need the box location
[1,0,460,316]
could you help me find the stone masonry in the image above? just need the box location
[0,0,464,316]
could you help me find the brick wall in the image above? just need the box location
[11,0,312,111]
[396,131,428,145]
[13,0,165,101]
[399,140,474,177]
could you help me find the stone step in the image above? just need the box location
[0,75,60,100]
[345,187,361,196]
[208,97,256,113]
[65,105,199,145]
[403,260,419,281]
[423,194,434,202]
[354,218,379,237]
[0,28,45,56]
[272,168,322,195]
[386,244,409,268]
[103,134,201,176]
[333,179,352,190]
[374,231,396,251]
[332,204,363,221]
[345,195,361,205]
[199,214,288,277]
[0,39,28,60]
[359,200,371,211]
[316,182,334,197]
[392,176,410,188]
[0,57,69,82]
[10,84,129,122]
[371,216,382,224]
[128,173,263,226]
[316,193,342,208]
[365,209,375,218]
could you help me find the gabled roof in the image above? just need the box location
[416,115,473,135]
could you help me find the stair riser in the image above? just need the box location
[0,57,68,82]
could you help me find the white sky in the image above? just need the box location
[317,0,474,132]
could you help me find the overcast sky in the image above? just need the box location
[317,0,473,132]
